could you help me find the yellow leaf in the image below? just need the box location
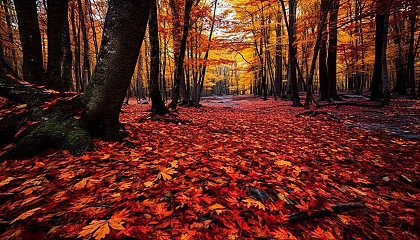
[337,214,351,224]
[275,160,292,167]
[158,168,177,181]
[243,199,266,211]
[10,207,41,224]
[144,181,154,187]
[170,160,178,168]
[79,220,110,240]
[73,115,82,120]
[208,203,225,210]
[111,193,121,198]
[109,217,124,230]
[16,104,27,109]
[109,209,128,230]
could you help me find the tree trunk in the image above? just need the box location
[149,0,169,115]
[82,0,151,139]
[1,0,152,159]
[87,0,99,60]
[46,0,69,91]
[62,1,73,91]
[2,0,18,74]
[168,0,195,109]
[381,14,390,103]
[370,13,385,100]
[288,0,302,106]
[13,0,45,86]
[327,0,340,100]
[78,0,91,89]
[274,6,282,98]
[71,3,82,92]
[319,0,328,100]
[407,3,417,96]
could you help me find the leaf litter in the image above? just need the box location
[0,96,419,239]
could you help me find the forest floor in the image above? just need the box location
[0,95,419,239]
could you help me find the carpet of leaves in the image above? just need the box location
[0,96,419,240]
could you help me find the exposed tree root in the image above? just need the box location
[288,202,365,222]
[178,99,202,108]
[0,74,93,160]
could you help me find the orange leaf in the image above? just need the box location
[10,207,41,224]
[79,220,110,240]
[157,168,177,181]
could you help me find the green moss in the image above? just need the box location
[1,113,93,160]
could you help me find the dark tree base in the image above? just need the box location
[0,74,120,160]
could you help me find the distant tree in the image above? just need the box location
[407,0,417,96]
[168,0,196,109]
[46,0,72,91]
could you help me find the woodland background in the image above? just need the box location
[0,0,419,239]
[0,0,419,102]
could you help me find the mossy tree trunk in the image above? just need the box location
[1,0,152,159]
[82,0,151,139]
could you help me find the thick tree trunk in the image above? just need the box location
[168,0,194,109]
[149,0,169,115]
[327,0,340,100]
[319,0,328,100]
[82,0,151,139]
[13,0,45,86]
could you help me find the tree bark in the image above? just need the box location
[319,0,328,100]
[1,0,152,159]
[62,1,73,92]
[82,0,151,139]
[149,0,169,115]
[370,13,385,100]
[327,0,340,100]
[13,0,45,86]
[407,3,417,96]
[381,14,390,103]
[288,0,302,106]
[168,0,195,109]
[274,6,282,98]
[71,3,82,92]
[46,0,69,91]
[78,0,91,89]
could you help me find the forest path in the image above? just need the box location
[201,94,420,140]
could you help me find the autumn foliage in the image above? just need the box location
[0,96,419,239]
